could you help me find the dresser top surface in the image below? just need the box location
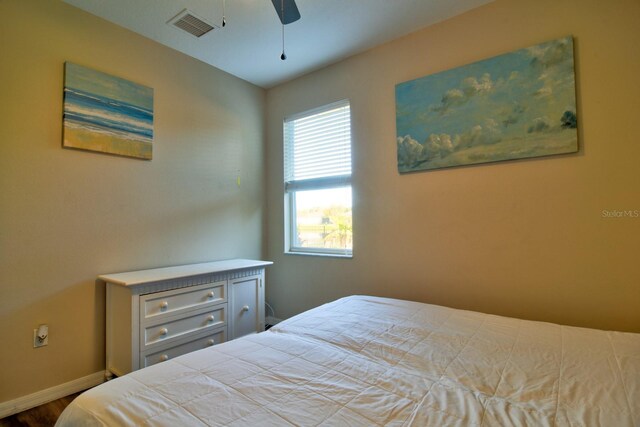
[99,259,272,286]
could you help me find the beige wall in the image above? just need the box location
[265,0,640,332]
[0,1,265,401]
[2,0,639,408]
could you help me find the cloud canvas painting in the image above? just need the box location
[63,62,154,160]
[395,36,578,172]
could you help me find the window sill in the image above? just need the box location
[285,250,353,259]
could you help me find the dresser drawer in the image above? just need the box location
[142,328,226,368]
[141,281,226,320]
[142,305,226,348]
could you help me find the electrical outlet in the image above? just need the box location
[33,325,49,348]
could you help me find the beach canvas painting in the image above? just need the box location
[396,36,578,173]
[63,62,154,159]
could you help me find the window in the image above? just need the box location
[284,100,352,257]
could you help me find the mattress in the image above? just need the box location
[57,295,640,426]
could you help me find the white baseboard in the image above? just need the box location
[0,370,105,418]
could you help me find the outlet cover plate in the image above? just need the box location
[33,329,48,348]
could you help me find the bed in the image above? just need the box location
[57,295,640,426]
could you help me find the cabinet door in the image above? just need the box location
[229,274,264,339]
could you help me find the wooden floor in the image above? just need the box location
[0,393,81,427]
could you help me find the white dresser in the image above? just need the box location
[100,259,272,377]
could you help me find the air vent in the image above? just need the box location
[168,9,217,38]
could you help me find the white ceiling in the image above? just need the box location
[63,0,492,89]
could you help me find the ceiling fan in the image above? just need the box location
[220,0,300,60]
[270,0,300,60]
[270,0,301,25]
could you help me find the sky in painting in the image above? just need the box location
[395,36,577,172]
[64,62,153,110]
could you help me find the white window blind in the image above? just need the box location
[283,100,353,257]
[284,100,351,191]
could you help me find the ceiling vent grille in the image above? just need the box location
[168,9,216,38]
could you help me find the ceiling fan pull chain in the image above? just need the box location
[222,0,226,27]
[280,0,287,60]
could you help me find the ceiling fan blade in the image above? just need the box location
[270,0,301,25]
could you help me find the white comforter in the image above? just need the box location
[57,296,640,426]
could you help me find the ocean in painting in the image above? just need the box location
[395,36,578,173]
[63,62,154,159]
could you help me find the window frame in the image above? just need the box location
[283,100,353,258]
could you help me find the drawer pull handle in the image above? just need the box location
[207,291,215,298]
[207,339,215,346]
[160,301,169,310]
[159,328,168,336]
[159,354,169,362]
[241,305,250,313]
[208,315,215,322]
